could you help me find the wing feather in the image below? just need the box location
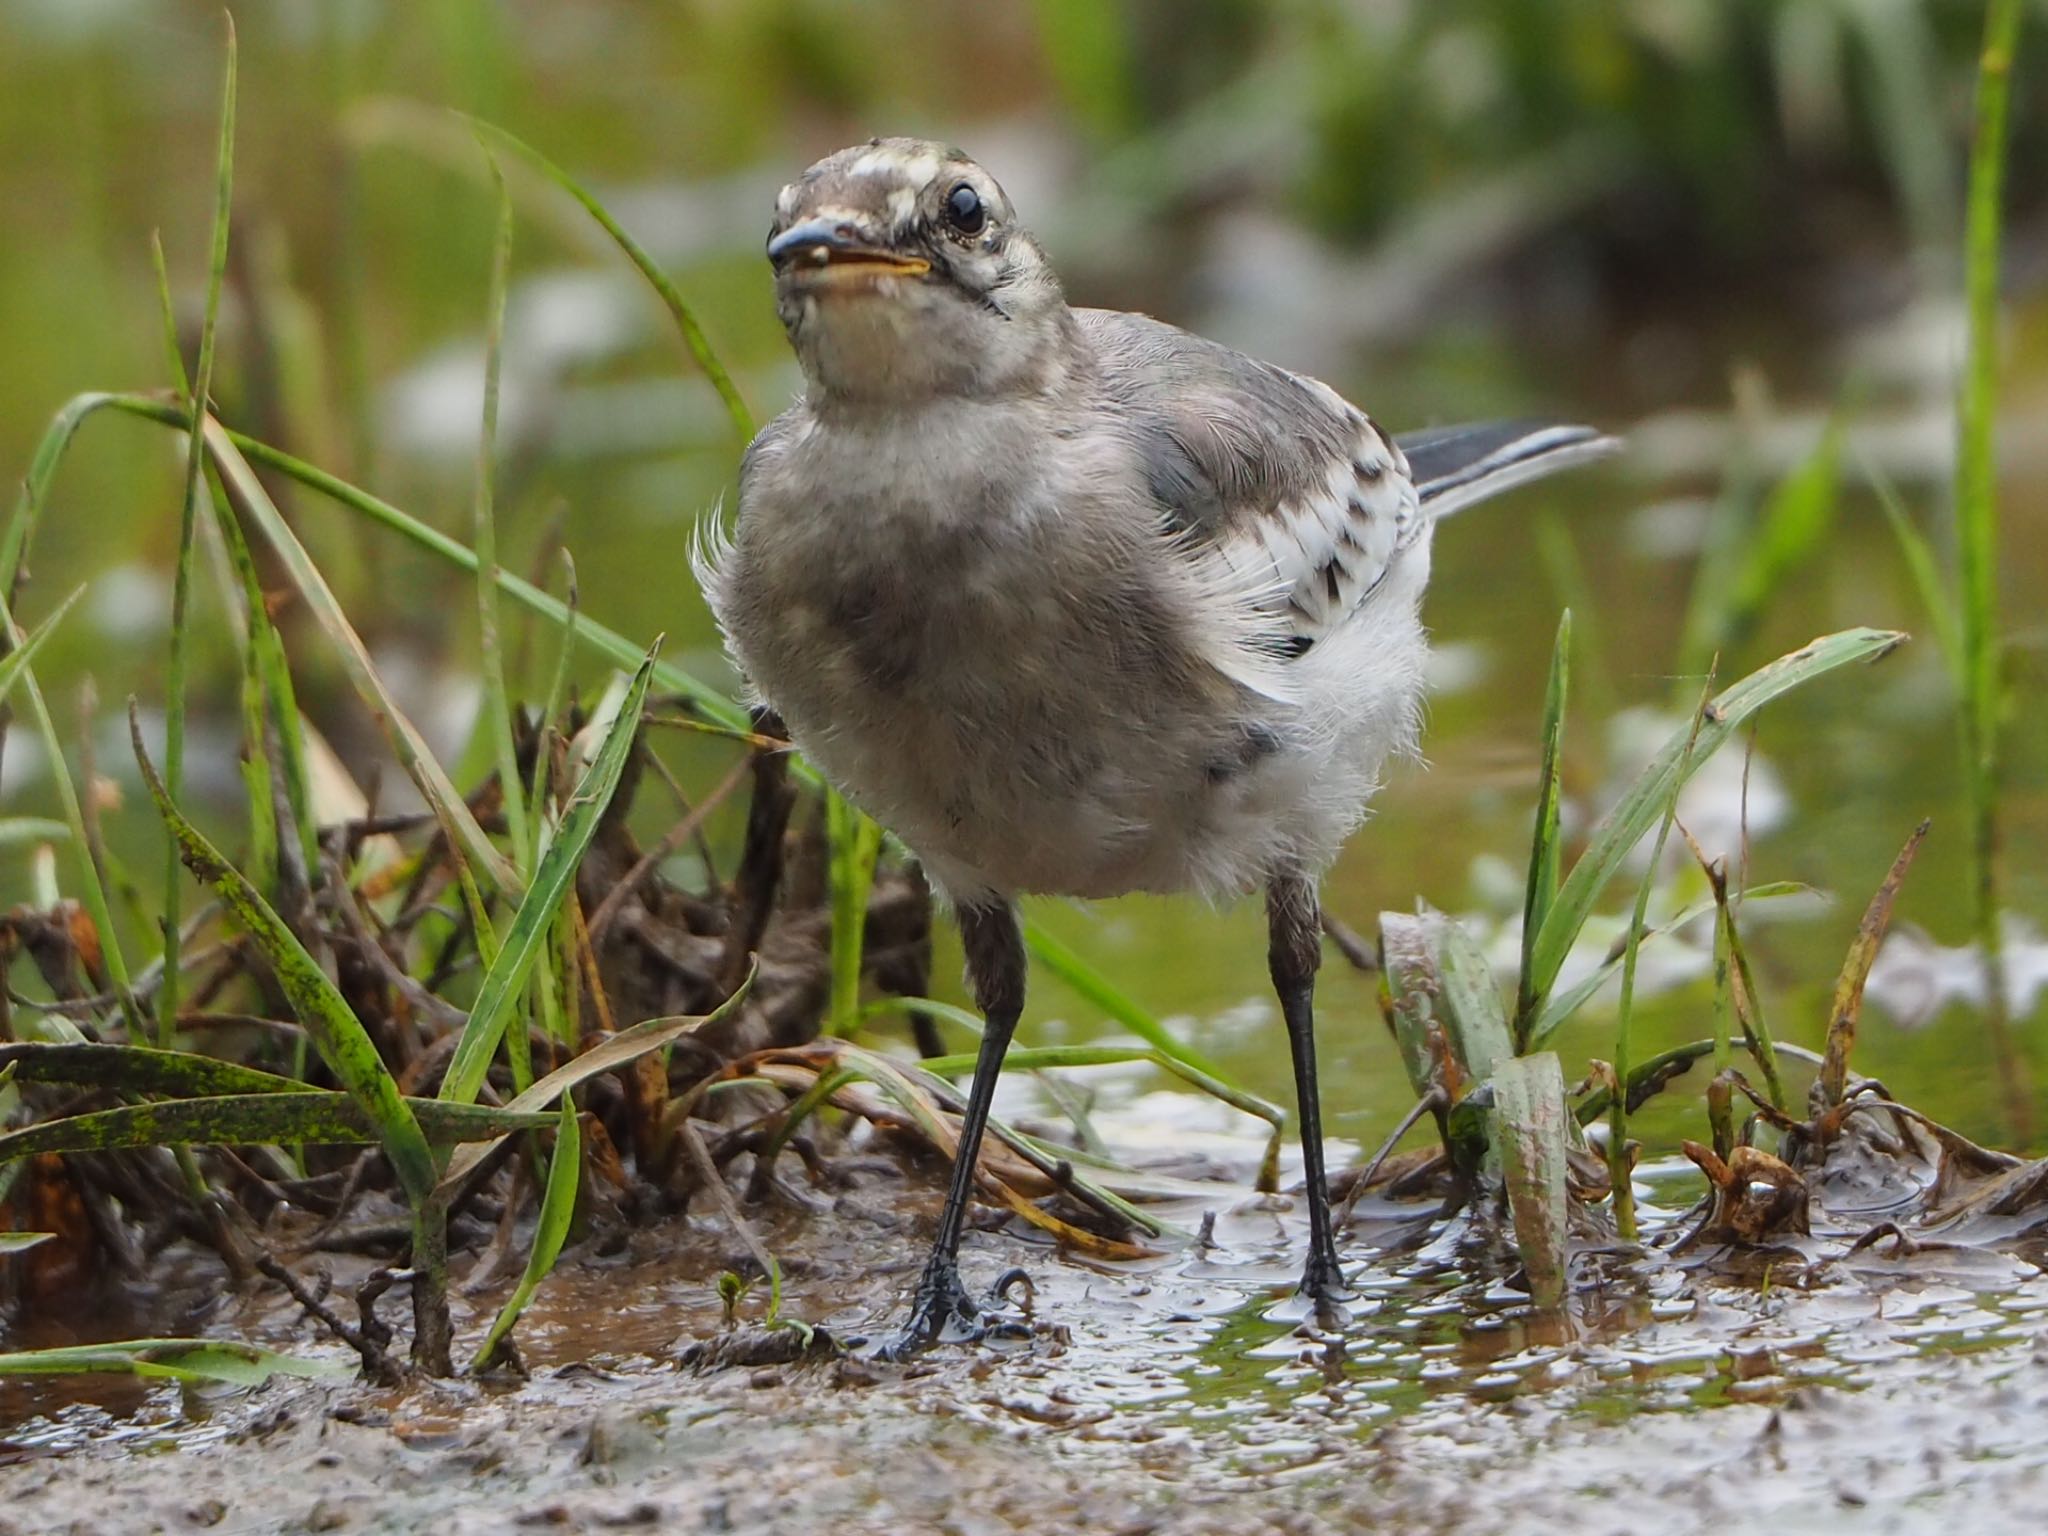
[1081,309,1421,657]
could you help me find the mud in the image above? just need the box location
[3,1136,2046,1536]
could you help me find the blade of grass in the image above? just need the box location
[0,1092,554,1164]
[0,595,140,1033]
[103,395,754,735]
[0,393,122,598]
[824,793,884,1036]
[198,418,518,892]
[1697,415,1845,673]
[1818,819,1930,1108]
[0,1338,343,1385]
[526,550,578,814]
[1525,628,1905,1017]
[1490,1052,1569,1310]
[1608,675,1714,1241]
[438,973,752,1193]
[1956,0,2028,1137]
[1569,1039,1824,1124]
[1722,880,1786,1113]
[470,154,530,872]
[1022,918,1229,1082]
[470,1095,580,1372]
[1864,454,1961,678]
[844,1043,1164,1251]
[0,1041,298,1097]
[440,649,657,1106]
[0,589,84,713]
[132,705,436,1207]
[462,117,754,441]
[0,819,70,848]
[1515,608,1571,1048]
[211,476,318,878]
[1526,879,1812,1050]
[158,15,236,1048]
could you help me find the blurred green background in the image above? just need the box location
[2,0,2044,1152]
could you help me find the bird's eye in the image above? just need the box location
[945,182,986,236]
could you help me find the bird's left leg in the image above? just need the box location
[1267,873,1355,1313]
[877,899,1029,1358]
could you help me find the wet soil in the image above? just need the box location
[4,1139,2046,1536]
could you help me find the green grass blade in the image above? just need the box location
[0,818,70,848]
[1723,883,1787,1112]
[197,419,518,892]
[1490,1052,1570,1310]
[0,1338,344,1385]
[0,1092,554,1165]
[100,396,752,736]
[1866,456,1962,680]
[0,587,84,711]
[438,974,753,1193]
[1022,918,1231,1083]
[1515,608,1571,1047]
[0,1041,299,1097]
[1524,880,1812,1050]
[148,231,185,395]
[825,793,884,1036]
[1609,677,1713,1241]
[1434,907,1514,1083]
[440,649,657,1105]
[471,1095,580,1372]
[207,479,293,882]
[471,154,531,871]
[131,708,437,1206]
[0,595,139,1031]
[464,116,755,441]
[159,15,236,1048]
[0,391,120,598]
[1711,417,1845,667]
[823,1041,1167,1242]
[914,1042,1286,1134]
[1956,0,2027,1135]
[1524,627,1905,1014]
[527,550,579,818]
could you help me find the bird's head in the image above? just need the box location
[766,138,1071,405]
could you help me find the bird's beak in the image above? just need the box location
[768,217,931,281]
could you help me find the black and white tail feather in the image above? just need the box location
[1397,420,1621,520]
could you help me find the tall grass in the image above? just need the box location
[1956,0,2028,1135]
[157,16,235,1049]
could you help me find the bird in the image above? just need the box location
[697,137,1617,1356]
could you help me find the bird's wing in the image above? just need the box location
[1079,308,1419,658]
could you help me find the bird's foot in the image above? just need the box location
[1267,1248,1357,1329]
[871,1261,1034,1362]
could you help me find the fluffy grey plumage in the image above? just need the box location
[697,137,1615,1350]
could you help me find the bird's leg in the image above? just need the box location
[1267,874,1354,1315]
[878,899,1027,1358]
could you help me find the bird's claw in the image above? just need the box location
[871,1262,1034,1361]
[1267,1249,1357,1328]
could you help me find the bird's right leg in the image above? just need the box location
[877,899,1027,1358]
[1267,873,1354,1317]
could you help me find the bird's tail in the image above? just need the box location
[1397,420,1620,519]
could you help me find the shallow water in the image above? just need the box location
[6,1127,2048,1532]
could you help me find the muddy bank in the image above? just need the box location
[5,1157,2047,1535]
